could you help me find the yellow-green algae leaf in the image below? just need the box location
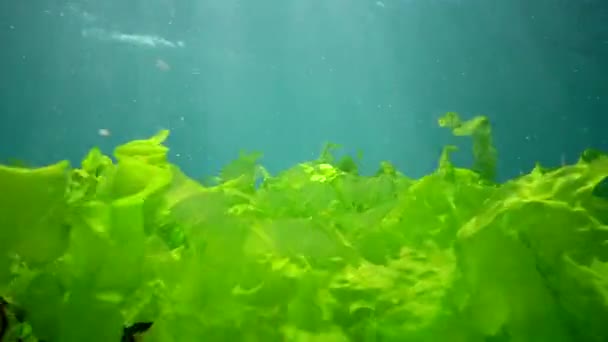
[0,161,70,266]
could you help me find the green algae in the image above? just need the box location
[0,114,607,342]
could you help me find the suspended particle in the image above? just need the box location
[98,128,111,137]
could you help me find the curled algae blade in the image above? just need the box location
[439,112,497,182]
[114,130,170,165]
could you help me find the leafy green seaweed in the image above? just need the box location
[0,114,607,342]
[439,112,498,183]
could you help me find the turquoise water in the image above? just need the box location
[1,1,608,342]
[0,0,606,180]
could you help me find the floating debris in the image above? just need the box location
[98,128,111,137]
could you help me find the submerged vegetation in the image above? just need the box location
[1,113,608,341]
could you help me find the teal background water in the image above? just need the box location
[1,0,606,181]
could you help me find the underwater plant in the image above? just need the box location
[0,113,607,341]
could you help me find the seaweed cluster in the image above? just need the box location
[0,114,607,341]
